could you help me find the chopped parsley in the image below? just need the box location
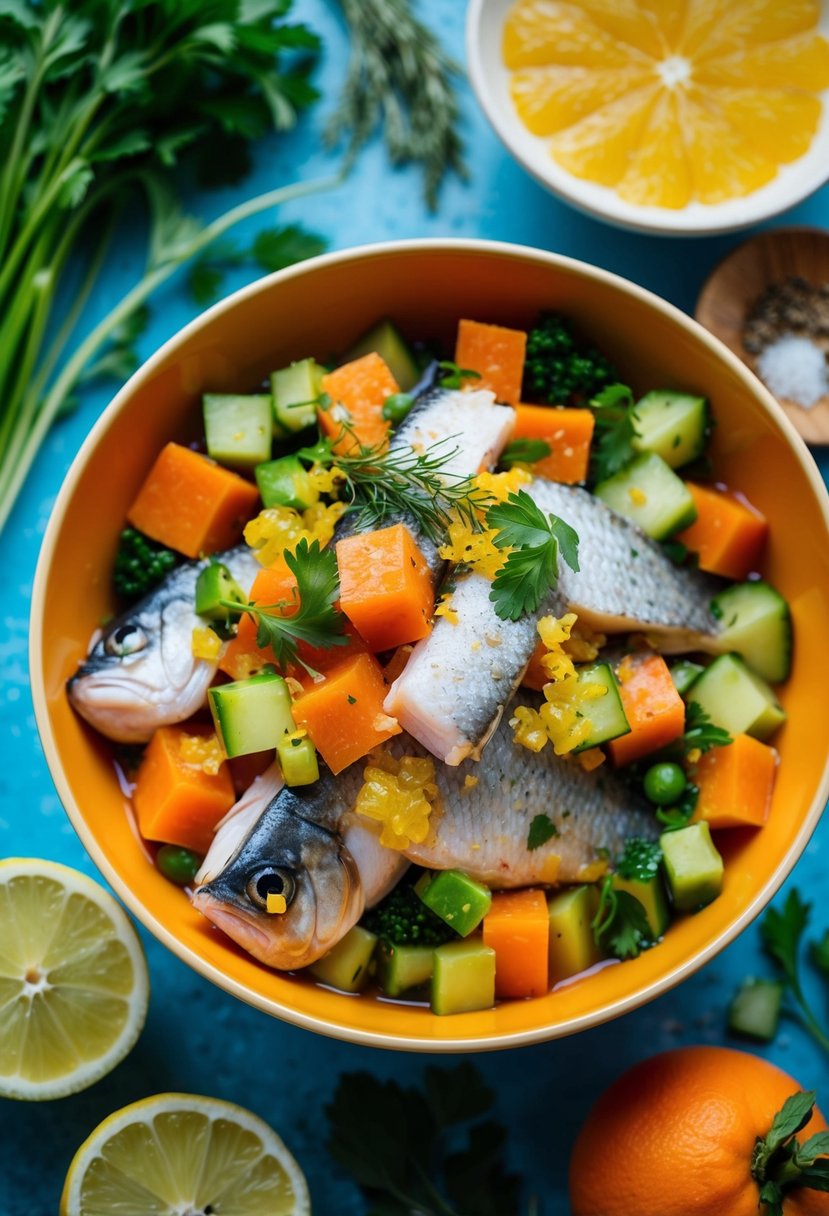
[588,384,637,484]
[499,438,552,468]
[527,813,559,851]
[486,490,580,621]
[592,875,653,961]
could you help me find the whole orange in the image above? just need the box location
[569,1046,829,1216]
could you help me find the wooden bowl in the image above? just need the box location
[696,227,829,444]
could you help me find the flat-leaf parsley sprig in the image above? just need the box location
[588,384,638,484]
[486,490,580,621]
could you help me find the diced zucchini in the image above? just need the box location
[271,358,325,433]
[547,886,601,984]
[203,393,272,469]
[276,734,319,787]
[688,654,786,741]
[415,870,491,937]
[728,977,784,1042]
[572,662,631,752]
[631,390,709,469]
[613,872,669,939]
[660,822,724,912]
[194,561,246,623]
[255,455,319,511]
[343,318,419,391]
[209,671,295,758]
[377,941,434,997]
[595,451,697,540]
[711,582,792,684]
[309,925,377,993]
[431,938,496,1015]
[670,659,704,696]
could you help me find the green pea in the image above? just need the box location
[382,392,415,423]
[643,761,687,807]
[156,844,203,886]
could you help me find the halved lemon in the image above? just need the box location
[0,858,149,1100]
[504,0,829,208]
[60,1093,311,1215]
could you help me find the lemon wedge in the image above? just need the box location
[60,1092,311,1216]
[504,0,829,208]
[0,858,149,1100]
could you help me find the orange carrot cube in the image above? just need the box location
[337,523,434,652]
[455,319,527,405]
[675,483,767,581]
[291,653,400,775]
[134,725,236,855]
[607,653,685,767]
[693,733,777,829]
[127,442,260,559]
[482,888,550,999]
[320,352,398,454]
[513,405,595,483]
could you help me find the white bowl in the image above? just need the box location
[467,0,829,236]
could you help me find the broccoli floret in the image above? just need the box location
[523,312,617,405]
[113,527,179,601]
[362,879,456,947]
[615,837,663,884]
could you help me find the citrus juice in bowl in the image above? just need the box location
[467,0,829,234]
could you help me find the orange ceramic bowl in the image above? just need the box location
[31,240,829,1051]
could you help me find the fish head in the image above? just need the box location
[67,579,212,743]
[191,801,363,970]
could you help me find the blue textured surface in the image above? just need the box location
[3,2,829,1211]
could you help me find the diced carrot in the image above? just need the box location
[482,889,549,999]
[127,442,259,559]
[455,319,527,405]
[522,640,548,692]
[513,405,595,484]
[693,733,777,829]
[134,724,236,855]
[607,653,685,767]
[291,652,401,775]
[337,523,434,652]
[674,483,768,580]
[320,353,398,454]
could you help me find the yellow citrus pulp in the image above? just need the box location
[503,0,829,208]
[61,1092,311,1216]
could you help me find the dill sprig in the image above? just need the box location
[327,0,467,209]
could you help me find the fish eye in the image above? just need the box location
[245,866,296,911]
[105,624,148,658]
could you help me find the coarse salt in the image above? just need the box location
[756,332,829,409]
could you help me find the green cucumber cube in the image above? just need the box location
[309,925,377,993]
[344,318,419,390]
[276,735,319,787]
[271,358,325,433]
[613,873,669,939]
[728,977,784,1042]
[547,886,602,984]
[670,659,704,696]
[660,822,723,912]
[595,451,697,540]
[203,393,272,468]
[572,661,630,752]
[711,581,792,684]
[255,455,319,511]
[631,390,709,469]
[209,671,295,758]
[194,561,246,622]
[431,938,495,1015]
[415,869,491,937]
[689,654,786,741]
[377,941,434,997]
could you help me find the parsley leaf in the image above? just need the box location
[750,1091,829,1207]
[761,889,811,1000]
[486,490,580,622]
[437,361,482,390]
[615,837,662,882]
[592,876,653,960]
[810,929,829,977]
[499,438,552,467]
[527,813,558,851]
[588,383,637,484]
[188,223,327,304]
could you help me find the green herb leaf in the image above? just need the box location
[795,1163,829,1191]
[795,1132,829,1167]
[810,929,829,977]
[765,1092,818,1153]
[527,813,559,851]
[761,889,811,997]
[437,361,482,390]
[486,490,580,622]
[592,876,653,960]
[499,438,552,467]
[251,223,327,272]
[615,837,662,883]
[588,384,637,483]
[676,702,732,759]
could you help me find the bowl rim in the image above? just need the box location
[465,0,829,237]
[30,236,829,1051]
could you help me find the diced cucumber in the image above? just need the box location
[547,886,602,984]
[194,561,246,623]
[613,873,670,939]
[572,662,631,752]
[631,390,709,469]
[255,455,319,511]
[415,870,491,937]
[209,671,295,758]
[377,941,434,997]
[595,451,697,540]
[309,925,377,993]
[688,654,786,741]
[728,977,784,1042]
[431,938,496,1015]
[343,318,419,391]
[276,734,319,787]
[271,358,325,433]
[711,582,792,684]
[660,822,724,912]
[203,393,272,468]
[670,659,704,696]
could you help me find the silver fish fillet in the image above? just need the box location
[191,697,655,969]
[385,481,724,764]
